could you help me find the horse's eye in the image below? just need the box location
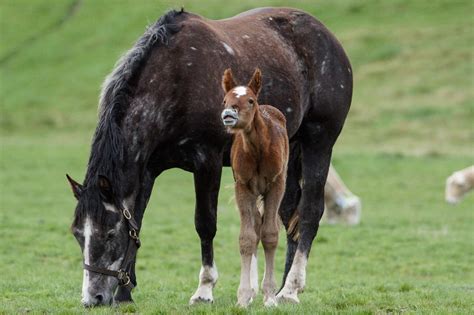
[248,99,254,104]
[106,230,115,240]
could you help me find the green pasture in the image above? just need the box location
[0,0,473,314]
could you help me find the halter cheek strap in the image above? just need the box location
[83,208,141,292]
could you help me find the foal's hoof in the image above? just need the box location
[276,290,300,304]
[263,296,278,307]
[236,297,253,308]
[236,289,254,308]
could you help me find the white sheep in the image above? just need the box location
[323,165,362,225]
[445,165,474,204]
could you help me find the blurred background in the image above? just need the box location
[0,0,472,313]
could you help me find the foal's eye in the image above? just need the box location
[248,99,254,104]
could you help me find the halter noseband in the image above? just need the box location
[83,207,141,292]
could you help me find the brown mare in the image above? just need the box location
[221,68,289,306]
[68,8,352,307]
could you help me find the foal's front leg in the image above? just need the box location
[235,182,259,307]
[261,178,284,307]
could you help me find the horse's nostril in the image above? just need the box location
[95,294,103,302]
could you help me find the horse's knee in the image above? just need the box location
[195,215,216,240]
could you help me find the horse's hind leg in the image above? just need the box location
[278,143,302,288]
[277,121,336,304]
[260,177,285,307]
[189,154,222,304]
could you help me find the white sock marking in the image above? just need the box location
[250,254,258,293]
[277,250,307,304]
[190,262,218,304]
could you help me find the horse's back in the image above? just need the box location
[177,8,352,133]
[132,8,352,169]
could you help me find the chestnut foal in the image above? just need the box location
[221,68,289,307]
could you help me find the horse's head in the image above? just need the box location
[67,174,134,307]
[221,68,262,132]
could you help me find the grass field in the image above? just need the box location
[0,0,473,314]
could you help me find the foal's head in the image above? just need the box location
[67,175,130,307]
[221,68,262,132]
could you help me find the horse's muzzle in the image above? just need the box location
[221,108,238,126]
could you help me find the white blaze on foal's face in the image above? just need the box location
[233,86,248,98]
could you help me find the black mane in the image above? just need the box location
[75,10,183,223]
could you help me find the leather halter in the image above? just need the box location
[83,208,141,292]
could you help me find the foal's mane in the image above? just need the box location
[75,10,183,222]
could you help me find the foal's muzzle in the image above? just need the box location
[221,108,238,126]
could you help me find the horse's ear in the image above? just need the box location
[222,68,236,93]
[66,174,83,200]
[98,175,114,202]
[248,68,262,96]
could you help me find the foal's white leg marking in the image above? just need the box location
[189,262,218,305]
[276,250,307,304]
[237,255,255,307]
[81,216,94,305]
[250,254,258,295]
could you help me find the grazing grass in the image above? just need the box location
[0,0,473,314]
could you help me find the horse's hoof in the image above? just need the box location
[189,295,214,305]
[276,291,300,304]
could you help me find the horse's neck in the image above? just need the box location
[239,109,268,156]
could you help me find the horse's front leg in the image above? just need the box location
[189,156,222,305]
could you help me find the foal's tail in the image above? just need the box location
[286,210,300,241]
[257,195,265,217]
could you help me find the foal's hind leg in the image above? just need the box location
[261,177,285,307]
[189,156,222,304]
[235,182,259,307]
[277,122,335,304]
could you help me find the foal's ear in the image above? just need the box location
[98,175,114,202]
[248,68,262,96]
[66,174,83,200]
[222,68,236,93]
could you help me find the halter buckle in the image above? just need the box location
[129,229,139,240]
[123,208,132,220]
[117,269,131,286]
